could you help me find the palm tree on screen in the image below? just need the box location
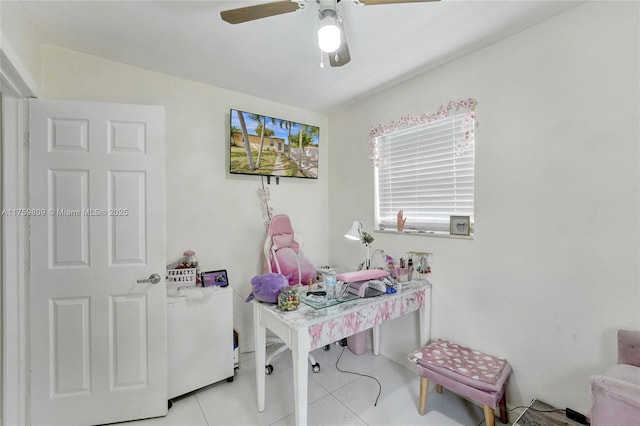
[250,113,276,168]
[279,119,294,151]
[297,124,319,167]
[237,111,255,171]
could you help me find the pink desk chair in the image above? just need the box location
[261,214,320,374]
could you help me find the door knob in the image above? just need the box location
[137,273,162,285]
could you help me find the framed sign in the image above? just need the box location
[450,216,471,236]
[201,269,229,287]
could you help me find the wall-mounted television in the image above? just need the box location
[229,109,319,179]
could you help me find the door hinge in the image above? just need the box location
[23,132,30,147]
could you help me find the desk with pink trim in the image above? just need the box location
[253,280,432,426]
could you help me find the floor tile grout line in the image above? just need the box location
[193,392,211,426]
[267,411,293,426]
[326,386,370,426]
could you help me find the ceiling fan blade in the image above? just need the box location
[329,21,351,67]
[221,1,302,24]
[357,0,440,5]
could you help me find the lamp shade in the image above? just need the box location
[318,10,341,53]
[344,221,362,241]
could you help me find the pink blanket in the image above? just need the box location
[272,247,316,286]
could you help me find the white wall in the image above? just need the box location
[328,1,640,413]
[0,1,41,94]
[40,45,330,350]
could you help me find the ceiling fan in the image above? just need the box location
[220,0,440,68]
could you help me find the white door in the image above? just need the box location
[29,99,166,426]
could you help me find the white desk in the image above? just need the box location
[253,280,432,426]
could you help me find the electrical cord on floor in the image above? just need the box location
[335,346,382,407]
[475,405,566,426]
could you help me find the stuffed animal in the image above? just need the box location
[245,273,288,304]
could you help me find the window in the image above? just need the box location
[372,107,476,235]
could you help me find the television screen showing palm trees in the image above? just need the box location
[230,109,319,179]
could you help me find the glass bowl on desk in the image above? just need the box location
[277,287,300,311]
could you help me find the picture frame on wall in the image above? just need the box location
[201,269,229,287]
[450,216,471,236]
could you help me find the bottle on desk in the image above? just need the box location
[407,259,414,281]
[325,270,337,301]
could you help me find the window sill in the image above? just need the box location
[375,229,474,240]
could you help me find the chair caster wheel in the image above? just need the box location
[312,363,320,373]
[323,344,331,351]
[265,364,274,375]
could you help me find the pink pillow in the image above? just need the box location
[272,233,294,249]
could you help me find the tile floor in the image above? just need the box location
[123,345,506,426]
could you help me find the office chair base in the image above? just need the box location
[265,363,320,375]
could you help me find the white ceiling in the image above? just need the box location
[16,0,581,113]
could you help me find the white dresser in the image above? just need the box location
[167,286,234,399]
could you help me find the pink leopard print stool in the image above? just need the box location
[408,339,512,426]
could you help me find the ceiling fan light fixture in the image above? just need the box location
[318,10,341,53]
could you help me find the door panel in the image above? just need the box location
[110,294,148,389]
[108,171,146,265]
[108,120,146,153]
[49,169,90,267]
[29,99,166,426]
[50,297,91,397]
[49,118,89,152]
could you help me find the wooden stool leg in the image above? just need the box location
[418,377,429,415]
[436,384,443,393]
[498,393,508,424]
[483,405,495,426]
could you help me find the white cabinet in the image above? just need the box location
[167,286,234,399]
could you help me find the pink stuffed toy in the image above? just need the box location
[245,273,288,304]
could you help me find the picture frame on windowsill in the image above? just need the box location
[450,216,471,236]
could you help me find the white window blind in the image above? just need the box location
[375,112,475,234]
